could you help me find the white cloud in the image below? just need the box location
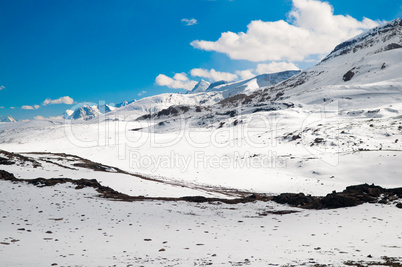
[34,115,63,121]
[0,85,5,91]
[10,107,15,110]
[157,62,301,90]
[190,0,379,62]
[235,69,256,80]
[0,106,4,109]
[22,105,40,110]
[181,18,197,26]
[42,96,74,105]
[256,62,300,74]
[155,73,198,90]
[137,90,147,96]
[190,68,238,82]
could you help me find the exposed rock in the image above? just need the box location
[181,196,209,203]
[273,184,401,209]
[0,170,16,180]
[272,193,319,208]
[384,43,402,51]
[156,105,190,117]
[216,110,237,117]
[343,69,355,82]
[0,168,401,210]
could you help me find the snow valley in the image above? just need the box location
[1,17,402,267]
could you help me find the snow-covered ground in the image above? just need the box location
[1,180,401,266]
[1,97,401,197]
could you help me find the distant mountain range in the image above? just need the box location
[0,116,16,123]
[64,71,300,120]
[54,19,402,121]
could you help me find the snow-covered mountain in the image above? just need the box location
[207,80,228,90]
[97,103,116,114]
[189,79,210,93]
[62,109,74,119]
[63,69,300,120]
[220,19,402,109]
[68,105,101,120]
[115,100,132,108]
[64,19,401,123]
[0,115,16,122]
[108,92,224,119]
[206,71,301,98]
[64,104,116,120]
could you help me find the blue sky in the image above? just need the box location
[0,0,401,120]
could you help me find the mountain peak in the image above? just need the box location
[69,104,100,120]
[322,18,402,62]
[190,79,211,93]
[207,80,228,90]
[0,115,16,122]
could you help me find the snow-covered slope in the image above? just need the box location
[206,71,300,98]
[267,19,402,106]
[107,92,225,119]
[115,100,132,108]
[189,79,210,93]
[62,109,74,119]
[69,104,101,120]
[97,103,116,113]
[213,19,402,113]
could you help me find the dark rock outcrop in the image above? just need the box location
[273,184,401,209]
[343,69,355,82]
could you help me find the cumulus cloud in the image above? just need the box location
[181,18,197,26]
[10,107,15,110]
[190,68,238,82]
[155,73,198,90]
[22,105,40,110]
[43,96,74,105]
[34,115,63,121]
[233,62,300,79]
[235,70,256,80]
[0,106,4,109]
[137,90,147,96]
[0,85,5,91]
[190,0,379,62]
[256,62,300,74]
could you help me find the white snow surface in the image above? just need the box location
[190,79,211,93]
[0,180,401,266]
